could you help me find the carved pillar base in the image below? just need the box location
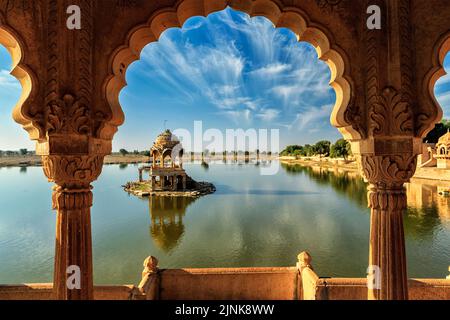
[367,183,408,300]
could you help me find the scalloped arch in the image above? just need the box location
[423,32,450,138]
[104,0,360,141]
[0,23,41,141]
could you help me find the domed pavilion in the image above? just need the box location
[435,130,450,169]
[138,130,187,191]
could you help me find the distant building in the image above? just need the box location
[435,130,450,169]
[138,130,187,191]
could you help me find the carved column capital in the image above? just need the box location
[359,154,417,187]
[42,154,104,189]
[359,153,416,210]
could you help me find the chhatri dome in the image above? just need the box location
[152,129,180,151]
[435,129,450,169]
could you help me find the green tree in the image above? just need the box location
[302,144,314,157]
[119,149,129,156]
[280,145,303,156]
[314,140,331,158]
[330,139,351,160]
[19,148,28,156]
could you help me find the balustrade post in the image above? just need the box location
[138,256,160,300]
[297,251,319,300]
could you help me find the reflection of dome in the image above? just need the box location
[148,196,197,252]
[150,222,185,252]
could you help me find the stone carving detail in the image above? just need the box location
[42,155,104,188]
[315,0,343,9]
[78,0,93,108]
[52,186,93,211]
[344,98,366,139]
[360,154,416,211]
[369,87,413,136]
[47,94,91,135]
[0,0,36,13]
[46,0,59,104]
[116,0,138,8]
[360,154,416,188]
[398,0,414,105]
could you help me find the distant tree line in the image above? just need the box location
[280,139,352,160]
[0,149,34,157]
[116,149,151,156]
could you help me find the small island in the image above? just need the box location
[123,130,215,198]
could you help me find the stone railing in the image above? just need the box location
[1,252,449,300]
[0,284,138,300]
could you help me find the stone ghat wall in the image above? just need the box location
[1,269,449,300]
[0,284,137,300]
[314,278,450,300]
[159,267,299,300]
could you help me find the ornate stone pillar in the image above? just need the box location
[42,154,104,300]
[359,153,417,300]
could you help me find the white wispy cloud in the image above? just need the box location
[0,70,20,88]
[220,109,252,124]
[131,7,334,133]
[288,104,333,130]
[256,108,280,122]
[251,63,291,77]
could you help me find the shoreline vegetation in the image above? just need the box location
[0,153,278,168]
[279,156,450,184]
[2,153,450,183]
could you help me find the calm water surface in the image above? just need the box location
[0,162,449,284]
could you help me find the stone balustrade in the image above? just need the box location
[8,252,446,301]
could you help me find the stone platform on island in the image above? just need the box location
[123,180,215,198]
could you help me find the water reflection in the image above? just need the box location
[147,196,197,252]
[281,164,367,208]
[405,181,450,237]
[280,163,450,237]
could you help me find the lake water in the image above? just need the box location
[0,161,449,285]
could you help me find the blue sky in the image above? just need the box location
[0,7,450,151]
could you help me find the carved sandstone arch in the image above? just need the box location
[103,0,361,142]
[421,32,450,138]
[0,22,42,141]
